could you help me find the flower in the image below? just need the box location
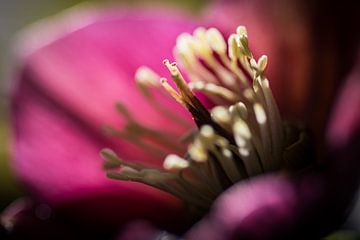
[4,0,360,239]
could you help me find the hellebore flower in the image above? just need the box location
[4,0,360,239]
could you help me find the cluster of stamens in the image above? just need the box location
[101,26,312,212]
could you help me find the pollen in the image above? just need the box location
[102,26,313,213]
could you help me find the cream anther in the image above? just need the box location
[163,154,190,170]
[135,66,160,87]
[254,103,267,124]
[258,55,268,72]
[228,34,239,61]
[239,148,250,157]
[236,26,248,36]
[230,102,248,120]
[206,28,227,54]
[193,27,213,59]
[200,125,215,138]
[188,141,208,162]
[233,119,252,140]
[211,106,231,124]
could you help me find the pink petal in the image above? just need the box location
[10,6,201,230]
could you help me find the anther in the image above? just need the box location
[135,66,161,88]
[211,106,231,125]
[206,28,227,54]
[163,154,190,170]
[254,103,267,125]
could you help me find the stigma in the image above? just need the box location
[101,26,313,212]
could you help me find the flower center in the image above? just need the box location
[101,26,313,213]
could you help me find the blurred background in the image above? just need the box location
[0,0,359,239]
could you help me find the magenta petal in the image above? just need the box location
[116,221,163,240]
[186,172,347,240]
[327,50,360,149]
[185,175,307,240]
[10,6,201,229]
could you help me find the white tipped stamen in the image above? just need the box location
[134,66,193,129]
[211,106,231,125]
[238,148,250,157]
[205,83,238,101]
[188,81,205,90]
[228,34,239,62]
[250,58,258,69]
[237,34,251,58]
[175,34,198,68]
[233,118,263,176]
[193,27,239,90]
[175,34,219,85]
[200,125,215,139]
[243,88,255,101]
[254,103,272,170]
[164,154,190,170]
[206,28,227,54]
[229,102,248,119]
[193,27,213,60]
[258,55,268,72]
[188,141,208,162]
[236,26,248,36]
[163,59,195,102]
[160,77,184,105]
[254,103,267,125]
[233,119,252,140]
[189,82,238,102]
[135,66,161,87]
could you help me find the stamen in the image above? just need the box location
[229,102,248,119]
[162,60,219,129]
[105,103,186,157]
[135,66,161,89]
[188,140,208,163]
[192,28,239,91]
[211,106,232,130]
[102,25,313,212]
[236,26,247,36]
[199,125,215,138]
[257,55,268,73]
[193,27,214,61]
[160,77,184,106]
[163,60,195,104]
[188,82,239,102]
[205,28,227,55]
[236,30,251,58]
[175,33,219,84]
[254,103,267,125]
[163,154,190,171]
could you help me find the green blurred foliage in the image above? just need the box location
[0,115,23,210]
[324,230,360,240]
